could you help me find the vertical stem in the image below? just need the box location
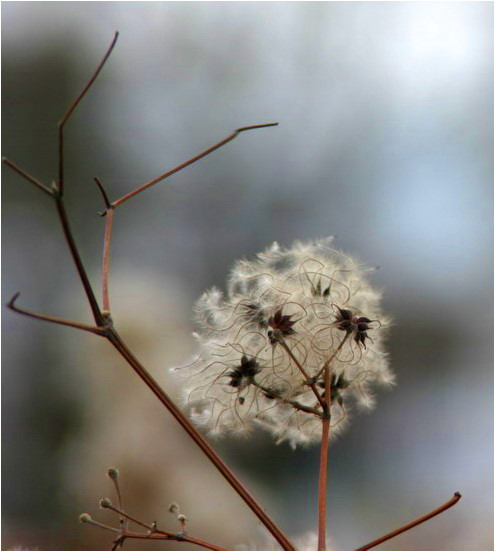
[317,334,348,550]
[102,208,114,312]
[318,415,331,551]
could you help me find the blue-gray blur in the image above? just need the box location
[3,2,493,550]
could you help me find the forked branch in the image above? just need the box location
[111,123,278,208]
[4,33,294,552]
[7,293,106,335]
[58,31,119,195]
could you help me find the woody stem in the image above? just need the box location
[317,334,348,550]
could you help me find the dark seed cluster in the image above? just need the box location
[335,307,372,348]
[312,278,331,297]
[242,302,267,329]
[227,355,260,388]
[267,309,297,344]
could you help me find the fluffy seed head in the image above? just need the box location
[173,238,394,447]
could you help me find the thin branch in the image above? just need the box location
[58,32,119,194]
[2,157,54,197]
[107,469,126,540]
[356,492,462,551]
[102,501,153,532]
[101,206,114,313]
[105,329,295,551]
[55,199,104,325]
[279,340,326,410]
[251,380,323,417]
[100,503,227,551]
[111,123,279,208]
[116,530,227,551]
[95,176,112,210]
[7,293,105,335]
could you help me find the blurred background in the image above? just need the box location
[2,2,493,551]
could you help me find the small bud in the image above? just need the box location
[107,467,119,480]
[168,502,179,514]
[177,514,187,522]
[99,498,112,509]
[79,513,92,524]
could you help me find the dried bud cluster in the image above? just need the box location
[173,238,394,447]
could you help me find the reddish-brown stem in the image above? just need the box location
[105,329,295,550]
[317,415,331,551]
[113,531,227,551]
[89,511,226,552]
[356,492,462,551]
[58,32,119,195]
[55,198,105,325]
[279,340,326,410]
[108,472,126,537]
[317,334,349,550]
[102,501,153,532]
[103,496,227,551]
[101,207,114,312]
[252,380,323,416]
[2,158,53,197]
[7,293,105,335]
[111,123,278,208]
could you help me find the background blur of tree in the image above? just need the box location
[2,3,493,550]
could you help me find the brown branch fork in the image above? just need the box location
[4,31,461,551]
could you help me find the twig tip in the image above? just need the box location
[7,292,21,308]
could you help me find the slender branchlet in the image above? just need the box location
[83,470,226,551]
[356,493,462,551]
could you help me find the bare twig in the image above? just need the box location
[2,157,53,196]
[115,530,227,551]
[94,177,114,314]
[7,293,106,335]
[101,209,114,313]
[356,492,462,551]
[54,198,105,324]
[111,123,279,208]
[107,468,126,541]
[98,500,227,551]
[95,177,112,210]
[58,31,119,195]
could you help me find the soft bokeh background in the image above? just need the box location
[2,2,493,551]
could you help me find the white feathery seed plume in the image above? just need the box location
[173,238,394,447]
